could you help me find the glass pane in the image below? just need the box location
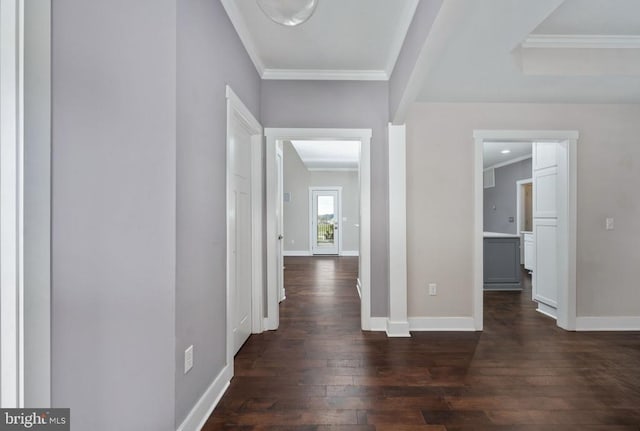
[316,195,335,246]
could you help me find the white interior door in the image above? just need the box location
[532,142,560,317]
[311,189,340,255]
[276,145,285,302]
[230,118,252,354]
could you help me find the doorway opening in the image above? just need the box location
[474,130,578,331]
[265,128,372,332]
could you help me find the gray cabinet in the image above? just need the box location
[484,236,522,290]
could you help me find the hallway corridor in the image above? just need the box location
[205,257,640,430]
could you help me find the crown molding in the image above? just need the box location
[522,34,640,50]
[220,0,265,76]
[385,0,420,77]
[262,68,389,81]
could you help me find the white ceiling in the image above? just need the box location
[290,140,360,170]
[418,0,640,103]
[222,0,418,80]
[533,0,640,35]
[483,142,532,169]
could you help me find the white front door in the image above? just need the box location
[229,118,252,354]
[532,141,562,318]
[311,189,340,255]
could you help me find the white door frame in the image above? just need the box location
[309,187,342,255]
[265,128,372,331]
[516,178,533,262]
[226,86,263,373]
[1,0,25,407]
[473,130,578,331]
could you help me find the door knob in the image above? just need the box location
[278,234,283,240]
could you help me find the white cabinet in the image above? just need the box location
[523,232,534,271]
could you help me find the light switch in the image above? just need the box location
[605,217,614,230]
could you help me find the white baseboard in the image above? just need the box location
[369,317,387,331]
[386,320,411,337]
[176,364,231,431]
[576,316,640,331]
[339,250,359,256]
[356,278,362,299]
[283,250,311,256]
[408,317,476,331]
[536,302,557,320]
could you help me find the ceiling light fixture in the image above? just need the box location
[501,149,511,154]
[256,0,318,27]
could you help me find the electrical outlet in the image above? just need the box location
[605,217,614,230]
[428,283,437,296]
[184,345,194,374]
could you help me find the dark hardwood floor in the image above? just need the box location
[204,256,640,430]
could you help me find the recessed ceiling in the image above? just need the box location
[483,142,532,169]
[222,0,418,80]
[532,0,640,35]
[290,140,360,170]
[417,0,640,103]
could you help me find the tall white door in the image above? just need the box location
[229,119,252,354]
[532,142,560,318]
[311,189,340,255]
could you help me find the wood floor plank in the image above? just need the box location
[203,257,640,430]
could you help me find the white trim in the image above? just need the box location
[474,130,579,141]
[473,130,578,332]
[473,137,484,330]
[339,251,359,257]
[226,85,263,373]
[265,128,372,332]
[283,250,312,257]
[386,320,410,337]
[384,0,420,77]
[307,168,358,172]
[369,317,387,332]
[408,317,476,331]
[484,154,532,171]
[220,0,265,76]
[262,69,388,81]
[176,365,231,431]
[356,278,362,299]
[576,317,640,331]
[522,34,640,50]
[309,186,342,255]
[1,0,25,407]
[388,124,410,337]
[536,302,558,320]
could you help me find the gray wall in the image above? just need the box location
[406,102,640,319]
[483,158,532,234]
[175,0,261,425]
[261,80,389,316]
[283,141,311,251]
[52,1,177,429]
[283,142,360,253]
[388,0,443,121]
[24,0,51,407]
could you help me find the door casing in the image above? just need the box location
[473,130,578,331]
[225,86,263,375]
[265,128,372,332]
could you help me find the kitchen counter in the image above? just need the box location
[483,231,520,238]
